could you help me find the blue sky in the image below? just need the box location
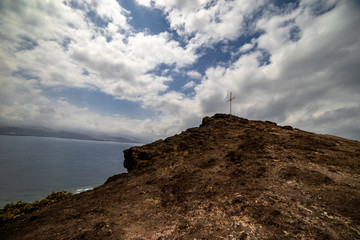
[0,0,359,141]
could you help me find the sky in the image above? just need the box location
[0,0,359,141]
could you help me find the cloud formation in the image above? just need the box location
[0,0,359,141]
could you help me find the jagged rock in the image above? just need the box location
[123,147,160,172]
[1,114,360,240]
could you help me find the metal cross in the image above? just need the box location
[226,92,235,115]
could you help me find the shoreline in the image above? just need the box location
[0,186,96,209]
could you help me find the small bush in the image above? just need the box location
[173,145,189,158]
[0,191,72,222]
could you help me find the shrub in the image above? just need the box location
[0,191,72,222]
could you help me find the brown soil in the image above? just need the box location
[1,114,360,239]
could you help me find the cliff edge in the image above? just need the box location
[1,114,359,239]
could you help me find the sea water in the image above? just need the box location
[0,135,139,208]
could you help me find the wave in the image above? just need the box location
[73,187,94,194]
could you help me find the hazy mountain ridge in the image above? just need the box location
[1,114,359,239]
[0,126,140,143]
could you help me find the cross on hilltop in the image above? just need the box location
[226,92,235,115]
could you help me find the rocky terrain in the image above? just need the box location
[1,114,359,239]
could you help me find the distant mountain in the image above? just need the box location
[0,126,140,143]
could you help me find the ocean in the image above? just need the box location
[0,135,139,208]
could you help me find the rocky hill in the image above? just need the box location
[1,114,359,239]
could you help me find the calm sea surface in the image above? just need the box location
[0,135,139,208]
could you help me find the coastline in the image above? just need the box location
[0,185,96,209]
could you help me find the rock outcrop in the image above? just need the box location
[1,114,360,239]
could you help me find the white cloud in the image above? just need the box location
[90,0,129,28]
[182,81,196,90]
[238,43,254,53]
[0,0,201,139]
[0,0,86,46]
[135,0,154,8]
[67,31,197,100]
[137,0,266,49]
[125,32,196,69]
[187,70,202,79]
[190,0,360,139]
[0,0,359,142]
[0,0,198,101]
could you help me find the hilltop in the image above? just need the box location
[1,114,359,239]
